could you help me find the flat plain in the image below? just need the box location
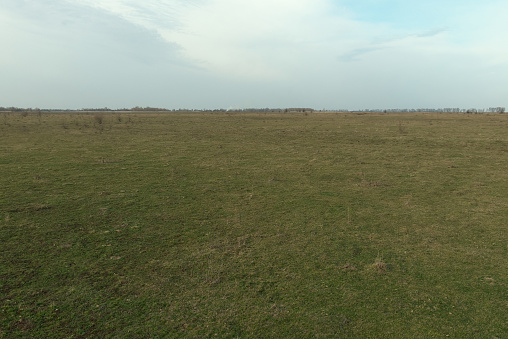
[1,111,507,337]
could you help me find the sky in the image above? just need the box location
[1,0,507,110]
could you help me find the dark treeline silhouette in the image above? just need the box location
[0,106,505,113]
[347,107,505,113]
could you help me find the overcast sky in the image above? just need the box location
[1,0,507,110]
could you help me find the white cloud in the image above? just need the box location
[2,0,507,109]
[69,0,372,81]
[69,0,500,84]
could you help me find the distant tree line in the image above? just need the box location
[0,107,42,112]
[0,107,314,113]
[0,106,505,113]
[326,107,505,113]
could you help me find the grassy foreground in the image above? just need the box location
[1,111,507,338]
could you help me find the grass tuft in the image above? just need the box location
[371,253,388,273]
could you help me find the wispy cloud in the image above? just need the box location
[69,0,363,80]
[338,27,449,62]
[339,46,386,62]
[414,28,448,38]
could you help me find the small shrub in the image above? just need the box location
[94,114,104,125]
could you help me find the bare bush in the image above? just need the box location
[94,114,104,125]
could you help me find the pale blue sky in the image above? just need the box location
[1,0,506,110]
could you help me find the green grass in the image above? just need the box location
[1,111,507,337]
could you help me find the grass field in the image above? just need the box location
[1,111,507,337]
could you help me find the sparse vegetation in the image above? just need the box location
[371,252,388,273]
[93,113,104,125]
[1,112,507,337]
